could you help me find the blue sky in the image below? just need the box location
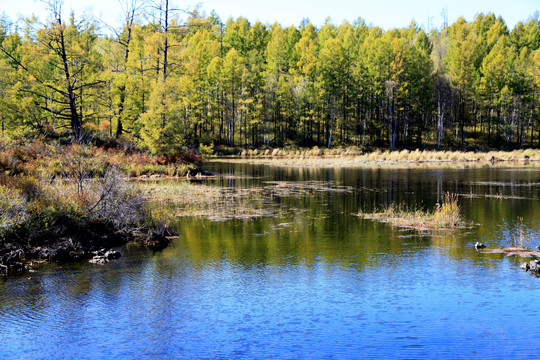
[2,0,538,31]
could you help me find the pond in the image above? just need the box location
[1,160,540,359]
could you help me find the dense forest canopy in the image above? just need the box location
[1,0,539,151]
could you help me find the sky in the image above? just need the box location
[1,0,539,31]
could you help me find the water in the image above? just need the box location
[1,161,540,359]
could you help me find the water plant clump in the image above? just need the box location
[510,217,535,250]
[358,192,465,230]
[487,217,540,257]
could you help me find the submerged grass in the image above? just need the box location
[137,179,354,221]
[358,193,465,230]
[137,181,277,221]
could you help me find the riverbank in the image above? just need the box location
[0,138,196,277]
[0,170,177,276]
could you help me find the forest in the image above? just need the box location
[1,0,540,152]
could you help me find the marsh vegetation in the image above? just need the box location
[357,192,465,230]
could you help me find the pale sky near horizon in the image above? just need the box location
[1,0,538,31]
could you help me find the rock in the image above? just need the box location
[24,248,40,260]
[475,242,486,249]
[8,262,25,276]
[521,262,530,271]
[92,248,106,256]
[104,250,121,260]
[0,250,27,276]
[89,250,120,264]
[51,247,72,262]
[0,262,25,276]
[37,246,73,262]
[68,251,86,260]
[529,260,540,272]
[89,256,108,265]
[141,234,172,250]
[0,264,8,277]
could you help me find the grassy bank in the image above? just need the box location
[0,137,197,276]
[0,168,177,275]
[214,146,540,167]
[357,193,465,230]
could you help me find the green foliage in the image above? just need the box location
[0,4,538,150]
[199,142,214,159]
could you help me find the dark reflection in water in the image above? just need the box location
[1,162,540,359]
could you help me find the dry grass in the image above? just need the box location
[212,146,540,170]
[216,156,540,170]
[358,193,465,230]
[510,217,534,250]
[222,146,540,166]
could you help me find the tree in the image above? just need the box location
[1,1,104,141]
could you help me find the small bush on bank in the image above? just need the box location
[0,168,152,246]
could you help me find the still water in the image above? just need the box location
[1,161,540,359]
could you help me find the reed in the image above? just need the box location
[358,192,464,230]
[220,146,540,165]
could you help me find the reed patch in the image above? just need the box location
[357,193,465,230]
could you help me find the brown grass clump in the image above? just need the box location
[358,192,464,230]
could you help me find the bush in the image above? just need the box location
[199,143,214,159]
[0,185,28,232]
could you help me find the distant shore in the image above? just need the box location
[210,147,540,168]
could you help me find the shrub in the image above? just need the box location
[0,185,28,232]
[199,143,214,159]
[145,203,176,237]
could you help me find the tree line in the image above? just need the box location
[1,0,539,152]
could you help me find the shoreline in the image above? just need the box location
[0,226,176,277]
[208,156,539,169]
[205,147,540,169]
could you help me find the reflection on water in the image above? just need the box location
[1,162,540,358]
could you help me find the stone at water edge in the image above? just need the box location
[89,249,121,264]
[529,260,540,272]
[104,250,121,260]
[520,262,530,271]
[89,256,108,265]
[475,242,486,249]
[92,248,106,256]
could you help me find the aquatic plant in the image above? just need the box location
[510,217,534,250]
[358,192,465,230]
